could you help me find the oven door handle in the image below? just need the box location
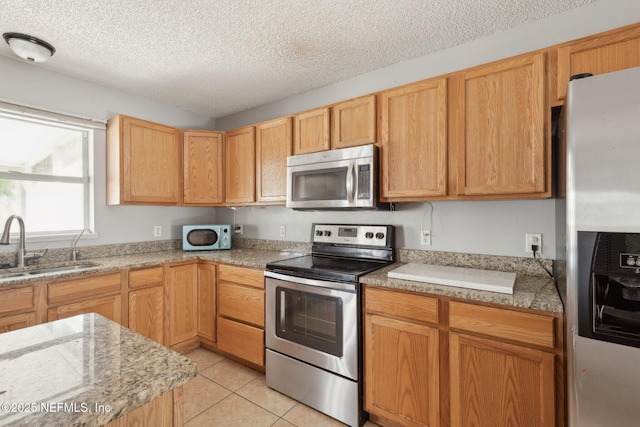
[265,271,357,292]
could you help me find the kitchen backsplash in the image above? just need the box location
[0,237,553,277]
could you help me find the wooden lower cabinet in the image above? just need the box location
[217,316,265,367]
[129,286,164,344]
[449,333,555,427]
[0,312,37,333]
[48,294,122,322]
[365,314,440,427]
[197,262,217,344]
[128,266,165,344]
[364,285,562,427]
[0,284,45,332]
[105,386,184,427]
[166,262,199,349]
[216,264,265,369]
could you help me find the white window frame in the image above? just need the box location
[0,101,105,241]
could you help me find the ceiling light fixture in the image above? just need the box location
[2,32,55,62]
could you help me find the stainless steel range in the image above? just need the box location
[265,223,395,427]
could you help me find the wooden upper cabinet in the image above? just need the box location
[331,95,376,149]
[453,52,548,198]
[256,117,292,203]
[379,78,448,201]
[183,130,224,205]
[106,115,181,205]
[553,23,640,104]
[293,107,330,154]
[225,126,256,205]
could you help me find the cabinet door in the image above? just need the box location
[331,95,376,149]
[107,115,181,205]
[256,117,292,203]
[293,107,330,154]
[166,263,198,347]
[225,126,256,204]
[450,332,555,427]
[198,262,216,343]
[48,295,122,323]
[365,314,440,427]
[183,131,224,205]
[554,23,640,103]
[0,312,36,333]
[129,286,164,344]
[454,52,548,197]
[379,78,448,201]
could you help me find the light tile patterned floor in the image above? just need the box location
[184,347,380,427]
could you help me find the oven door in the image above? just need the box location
[265,272,359,380]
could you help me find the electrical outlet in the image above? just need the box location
[421,229,431,246]
[279,225,286,237]
[234,224,243,235]
[525,233,542,253]
[153,225,162,237]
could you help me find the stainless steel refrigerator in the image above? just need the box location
[565,66,640,426]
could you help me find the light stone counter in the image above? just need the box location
[0,248,306,288]
[0,244,562,313]
[362,262,563,313]
[0,313,196,426]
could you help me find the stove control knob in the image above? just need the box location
[315,230,323,236]
[324,230,331,236]
[375,232,385,239]
[365,232,374,239]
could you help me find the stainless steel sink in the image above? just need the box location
[26,263,98,275]
[0,272,28,279]
[0,262,100,280]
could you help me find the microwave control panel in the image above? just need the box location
[357,164,371,199]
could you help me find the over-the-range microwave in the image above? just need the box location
[286,144,389,210]
[182,225,231,251]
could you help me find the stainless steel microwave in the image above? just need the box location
[286,144,388,210]
[182,225,231,251]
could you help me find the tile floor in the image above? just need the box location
[184,347,380,427]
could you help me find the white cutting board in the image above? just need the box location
[387,263,516,294]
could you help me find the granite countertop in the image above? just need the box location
[0,248,305,288]
[362,262,563,313]
[0,247,562,314]
[0,313,196,426]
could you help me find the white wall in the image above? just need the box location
[0,56,219,252]
[218,200,556,258]
[214,0,640,259]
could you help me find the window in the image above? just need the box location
[0,103,101,237]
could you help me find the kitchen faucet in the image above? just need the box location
[0,215,47,267]
[71,228,91,261]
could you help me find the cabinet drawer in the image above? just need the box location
[0,312,37,333]
[0,286,34,314]
[218,265,264,289]
[449,301,555,349]
[48,272,122,306]
[129,266,164,289]
[365,287,438,324]
[218,282,264,327]
[217,317,265,367]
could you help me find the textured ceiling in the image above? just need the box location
[0,0,597,119]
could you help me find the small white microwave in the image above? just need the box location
[182,225,231,251]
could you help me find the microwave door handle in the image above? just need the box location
[346,161,355,203]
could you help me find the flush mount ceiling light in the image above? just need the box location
[2,32,55,62]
